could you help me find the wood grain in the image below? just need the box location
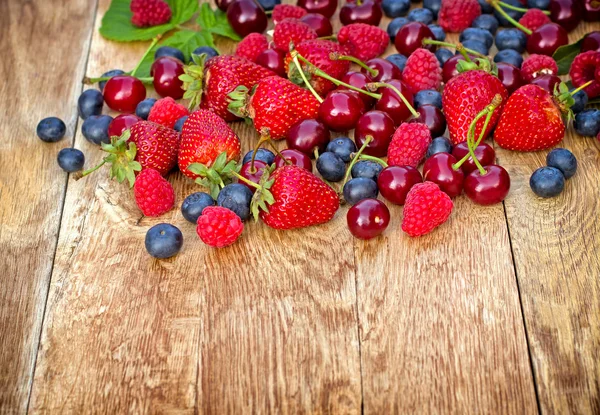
[0,0,97,412]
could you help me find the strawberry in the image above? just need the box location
[273,19,317,52]
[179,54,275,122]
[129,121,179,175]
[130,0,171,27]
[402,182,453,237]
[134,168,175,217]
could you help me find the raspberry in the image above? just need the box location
[401,182,454,237]
[235,33,269,62]
[148,97,189,129]
[196,206,244,248]
[273,19,317,52]
[438,0,481,33]
[521,54,558,82]
[134,169,175,217]
[402,48,442,93]
[569,51,600,99]
[272,4,307,24]
[337,23,389,62]
[519,9,551,32]
[130,0,172,27]
[387,122,432,168]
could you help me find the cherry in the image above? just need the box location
[496,62,524,94]
[103,75,146,113]
[107,114,141,138]
[416,105,446,137]
[464,165,511,205]
[340,71,375,108]
[394,22,436,57]
[216,0,236,11]
[151,56,185,99]
[255,49,286,77]
[451,142,496,174]
[423,152,464,197]
[374,79,415,125]
[274,148,313,171]
[297,0,338,18]
[362,58,403,82]
[319,90,364,132]
[347,198,390,239]
[377,165,422,205]
[442,54,475,84]
[340,0,383,26]
[530,74,561,92]
[227,0,268,37]
[583,0,600,22]
[286,119,330,156]
[354,110,396,157]
[549,0,581,32]
[582,31,600,52]
[526,23,568,56]
[300,13,334,37]
[239,160,268,193]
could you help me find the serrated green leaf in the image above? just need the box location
[197,3,241,41]
[188,163,209,175]
[553,39,583,76]
[125,170,136,188]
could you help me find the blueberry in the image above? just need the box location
[57,148,85,172]
[426,136,453,158]
[494,0,524,27]
[155,46,186,63]
[472,14,500,34]
[435,48,454,66]
[460,28,494,49]
[145,223,183,259]
[423,0,441,18]
[574,109,600,137]
[343,177,379,205]
[408,8,433,25]
[98,69,125,92]
[37,117,66,143]
[493,49,524,68]
[136,98,157,120]
[256,0,280,11]
[570,89,588,114]
[243,148,276,165]
[192,46,219,60]
[428,24,446,41]
[351,160,383,181]
[382,0,411,17]
[174,115,188,133]
[414,90,442,109]
[317,152,346,182]
[460,39,489,56]
[181,192,215,223]
[386,53,408,71]
[326,136,357,162]
[478,0,494,14]
[387,17,410,42]
[495,29,527,53]
[530,167,565,198]
[82,114,113,145]
[77,89,104,120]
[217,183,253,221]
[527,0,550,9]
[546,148,577,179]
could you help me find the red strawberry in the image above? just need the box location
[402,48,442,93]
[520,54,558,82]
[272,4,307,24]
[134,168,175,217]
[130,0,172,27]
[387,123,432,167]
[519,9,551,32]
[337,23,389,62]
[235,33,269,62]
[273,19,318,52]
[438,0,481,32]
[402,182,453,237]
[129,121,179,175]
[569,51,600,99]
[197,206,244,247]
[147,97,189,129]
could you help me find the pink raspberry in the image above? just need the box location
[148,97,189,129]
[570,51,600,99]
[519,9,551,32]
[197,207,244,248]
[134,169,175,217]
[235,33,269,62]
[273,19,317,52]
[130,0,172,27]
[387,122,432,168]
[438,0,481,33]
[402,48,442,93]
[272,4,307,24]
[402,182,454,237]
[521,54,558,82]
[337,23,389,62]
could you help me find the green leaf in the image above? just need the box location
[197,3,241,41]
[188,163,209,176]
[553,39,583,76]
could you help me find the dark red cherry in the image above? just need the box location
[526,23,568,56]
[107,114,141,138]
[300,13,334,37]
[275,148,313,170]
[416,105,446,137]
[362,58,403,82]
[583,0,600,22]
[240,160,268,193]
[496,62,524,94]
[374,79,415,125]
[530,74,561,92]
[377,165,422,205]
[354,110,396,157]
[347,198,390,239]
[464,164,511,205]
[340,71,375,108]
[216,0,236,11]
[151,56,185,99]
[423,152,464,197]
[549,0,581,32]
[581,31,600,52]
[103,75,147,113]
[286,119,330,156]
[394,22,436,57]
[340,0,383,26]
[297,0,338,18]
[319,90,364,132]
[442,54,475,83]
[451,142,496,174]
[227,0,268,37]
[255,49,286,77]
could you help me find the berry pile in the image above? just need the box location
[36,0,600,256]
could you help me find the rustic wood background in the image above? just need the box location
[0,0,599,413]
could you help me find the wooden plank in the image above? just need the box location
[0,0,97,412]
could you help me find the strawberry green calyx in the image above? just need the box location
[554,80,592,123]
[456,57,498,76]
[227,85,251,118]
[179,53,208,110]
[188,151,240,199]
[485,0,533,35]
[242,164,277,221]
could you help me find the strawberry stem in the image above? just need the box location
[330,53,379,78]
[368,82,420,118]
[291,53,324,103]
[358,154,388,167]
[342,136,373,185]
[485,0,532,35]
[422,39,488,58]
[131,35,162,78]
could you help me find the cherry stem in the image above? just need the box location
[267,139,292,165]
[368,82,420,118]
[331,53,378,78]
[291,53,323,103]
[343,136,373,185]
[131,35,162,77]
[570,80,593,96]
[250,135,270,172]
[230,171,262,190]
[486,0,532,35]
[498,0,550,14]
[456,44,473,62]
[358,154,388,167]
[318,35,337,41]
[73,159,106,180]
[314,147,320,159]
[422,39,488,58]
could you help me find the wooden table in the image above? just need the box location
[1,0,599,412]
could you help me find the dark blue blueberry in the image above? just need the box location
[478,0,494,14]
[145,223,183,259]
[135,98,157,120]
[192,46,219,60]
[546,148,577,179]
[428,24,446,41]
[472,14,500,34]
[460,39,489,56]
[382,0,411,17]
[326,136,357,162]
[527,0,550,9]
[317,152,346,182]
[574,109,600,137]
[386,53,408,71]
[343,177,379,205]
[98,69,125,92]
[493,49,524,68]
[242,148,276,165]
[414,89,442,109]
[494,0,524,26]
[256,0,281,11]
[495,29,527,53]
[351,160,383,181]
[387,17,410,42]
[77,89,104,120]
[181,192,215,223]
[435,48,454,66]
[155,46,186,63]
[57,148,85,172]
[460,28,494,49]
[174,115,188,133]
[426,136,453,158]
[408,8,433,24]
[570,89,588,114]
[217,183,253,221]
[37,117,66,143]
[82,114,113,145]
[530,167,565,198]
[423,0,441,18]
